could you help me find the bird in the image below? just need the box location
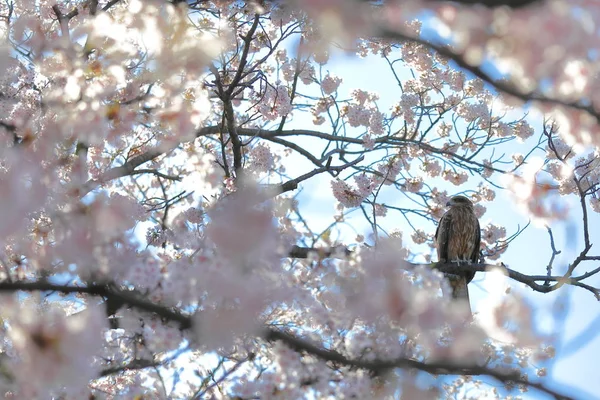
[434,195,481,316]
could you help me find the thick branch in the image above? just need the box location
[428,262,600,299]
[100,359,159,377]
[82,146,177,195]
[265,329,572,400]
[377,28,600,125]
[287,247,600,298]
[427,0,542,7]
[0,281,193,330]
[0,279,576,398]
[51,4,78,37]
[288,245,352,259]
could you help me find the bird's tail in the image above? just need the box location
[445,274,472,319]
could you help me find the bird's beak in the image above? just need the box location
[446,200,452,207]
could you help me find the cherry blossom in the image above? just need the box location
[0,0,593,398]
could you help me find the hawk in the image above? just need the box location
[435,195,481,315]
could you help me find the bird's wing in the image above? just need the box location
[435,210,452,262]
[470,216,481,263]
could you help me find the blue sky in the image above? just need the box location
[274,46,600,399]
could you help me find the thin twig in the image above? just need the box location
[544,226,561,286]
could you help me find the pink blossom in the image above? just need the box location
[257,85,292,121]
[4,299,105,397]
[473,203,487,218]
[362,133,375,149]
[442,169,469,186]
[514,120,535,141]
[477,184,496,201]
[320,74,342,94]
[331,179,365,208]
[404,176,424,193]
[591,197,600,213]
[248,142,275,173]
[369,110,385,135]
[411,229,429,244]
[482,223,507,244]
[421,159,442,177]
[206,188,277,260]
[374,203,387,216]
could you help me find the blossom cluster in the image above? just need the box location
[256,85,293,121]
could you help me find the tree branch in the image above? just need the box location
[427,0,543,7]
[377,28,600,125]
[427,261,600,299]
[286,246,600,299]
[0,281,193,330]
[100,358,159,377]
[0,278,577,398]
[544,226,561,286]
[288,245,352,259]
[277,155,365,194]
[81,125,515,196]
[82,146,177,195]
[264,328,573,400]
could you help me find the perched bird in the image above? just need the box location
[435,195,481,315]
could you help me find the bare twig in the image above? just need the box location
[276,155,365,195]
[544,226,561,286]
[192,356,251,399]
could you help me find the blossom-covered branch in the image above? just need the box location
[0,279,572,399]
[264,329,573,400]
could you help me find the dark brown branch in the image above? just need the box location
[427,261,600,299]
[100,358,159,377]
[224,15,261,99]
[0,121,16,133]
[0,281,193,330]
[81,125,512,196]
[288,245,352,259]
[264,329,573,400]
[0,279,576,398]
[51,4,78,37]
[377,28,600,125]
[544,226,561,286]
[102,0,122,11]
[82,147,176,195]
[427,0,543,7]
[286,247,600,298]
[277,155,365,195]
[130,169,182,181]
[214,15,261,178]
